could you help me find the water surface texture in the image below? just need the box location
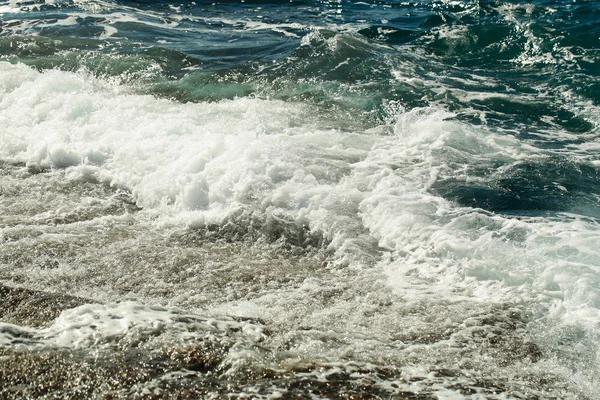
[1,0,599,398]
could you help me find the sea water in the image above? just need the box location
[0,0,599,398]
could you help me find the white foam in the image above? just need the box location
[0,300,267,378]
[0,322,38,346]
[1,62,600,391]
[38,302,263,350]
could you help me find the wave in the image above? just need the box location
[1,1,600,395]
[1,61,599,319]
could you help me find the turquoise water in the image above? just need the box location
[0,1,599,398]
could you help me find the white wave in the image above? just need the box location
[0,301,267,377]
[1,62,599,393]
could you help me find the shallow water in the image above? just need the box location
[0,0,599,398]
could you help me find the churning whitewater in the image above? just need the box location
[1,0,599,398]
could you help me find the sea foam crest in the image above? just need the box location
[2,63,600,355]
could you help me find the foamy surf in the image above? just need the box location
[0,59,598,397]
